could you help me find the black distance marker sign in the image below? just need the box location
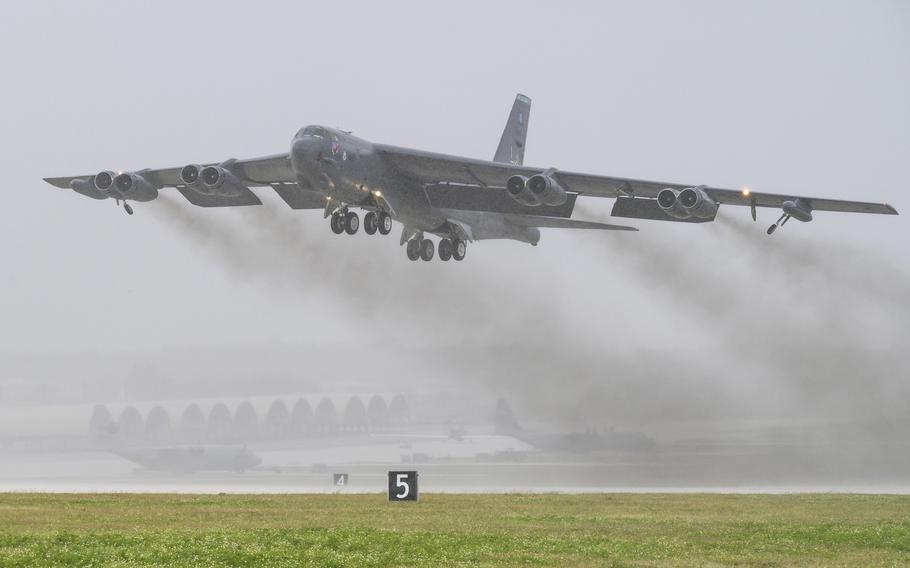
[388,471,418,502]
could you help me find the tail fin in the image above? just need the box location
[494,399,522,435]
[493,94,531,165]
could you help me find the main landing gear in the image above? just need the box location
[330,210,392,236]
[363,211,393,235]
[406,237,466,262]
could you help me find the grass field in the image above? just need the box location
[0,493,908,567]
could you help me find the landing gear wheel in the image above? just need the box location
[406,239,421,261]
[420,239,435,261]
[438,239,453,261]
[123,203,134,216]
[378,212,392,235]
[364,212,378,235]
[330,213,344,234]
[452,240,466,261]
[344,211,359,235]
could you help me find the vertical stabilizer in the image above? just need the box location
[493,94,531,165]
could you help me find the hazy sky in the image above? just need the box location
[0,1,907,423]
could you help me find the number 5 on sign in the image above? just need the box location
[388,471,418,502]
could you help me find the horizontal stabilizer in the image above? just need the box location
[611,197,715,223]
[176,187,262,207]
[506,214,637,231]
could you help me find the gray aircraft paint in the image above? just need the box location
[494,94,532,165]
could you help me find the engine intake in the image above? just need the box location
[506,175,539,206]
[180,164,202,186]
[527,173,567,206]
[657,188,690,219]
[113,172,159,202]
[196,164,248,197]
[94,171,116,193]
[678,185,718,219]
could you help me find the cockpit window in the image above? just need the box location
[300,126,326,138]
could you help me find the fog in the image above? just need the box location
[0,1,908,491]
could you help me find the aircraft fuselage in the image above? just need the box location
[290,127,445,232]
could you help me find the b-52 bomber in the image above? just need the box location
[44,94,897,262]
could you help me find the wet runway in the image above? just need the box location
[2,437,909,494]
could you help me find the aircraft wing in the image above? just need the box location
[43,154,305,208]
[376,145,898,216]
[43,153,295,190]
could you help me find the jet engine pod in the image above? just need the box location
[678,185,718,219]
[506,174,540,206]
[782,199,813,222]
[180,164,203,186]
[93,171,117,193]
[199,165,246,197]
[657,188,690,219]
[527,173,567,206]
[114,172,159,202]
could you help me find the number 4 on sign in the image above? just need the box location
[388,471,418,502]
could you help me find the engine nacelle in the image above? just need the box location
[506,175,540,206]
[93,171,117,194]
[113,172,159,202]
[197,165,247,197]
[180,164,204,188]
[782,198,813,222]
[678,185,718,219]
[657,188,690,219]
[527,174,567,206]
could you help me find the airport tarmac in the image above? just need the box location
[2,438,908,494]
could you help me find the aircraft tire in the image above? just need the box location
[344,211,360,235]
[420,239,435,261]
[406,239,421,261]
[330,213,344,234]
[452,240,466,261]
[438,239,453,261]
[364,212,378,235]
[378,212,393,235]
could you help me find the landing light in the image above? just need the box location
[373,190,382,198]
[742,188,751,197]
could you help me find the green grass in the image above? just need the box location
[0,493,908,566]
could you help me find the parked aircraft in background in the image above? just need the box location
[113,446,261,474]
[495,400,655,454]
[44,95,897,261]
